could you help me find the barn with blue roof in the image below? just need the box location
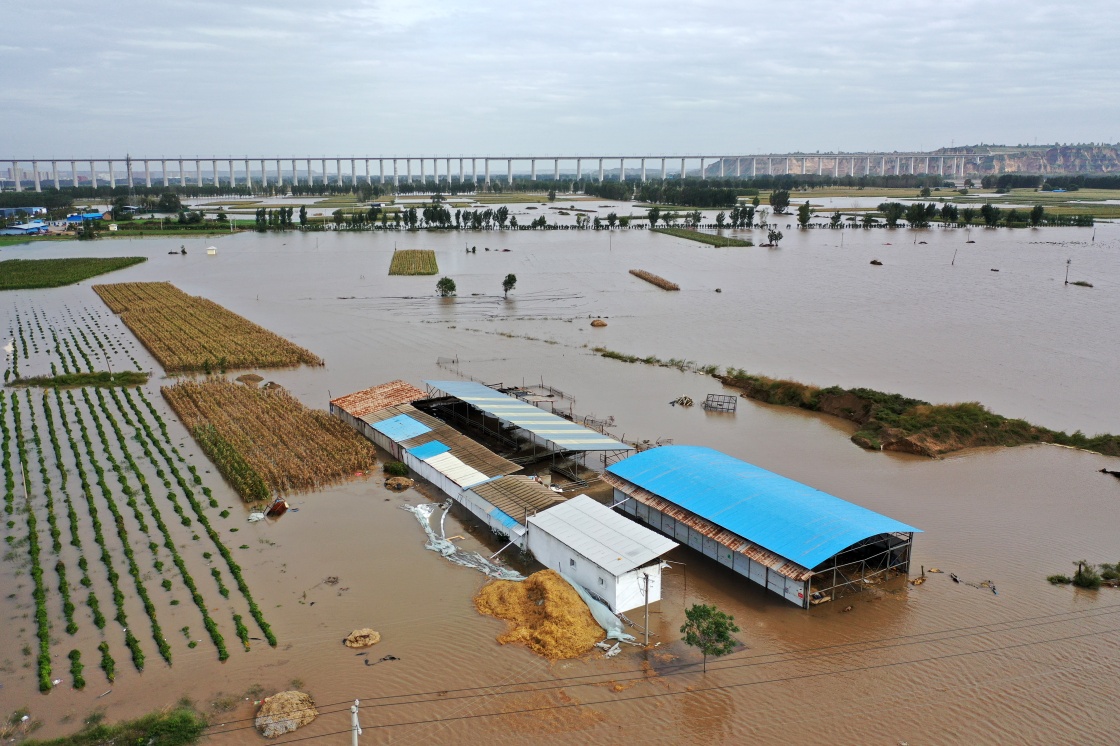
[603,445,920,607]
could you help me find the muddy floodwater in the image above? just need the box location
[1,209,1118,744]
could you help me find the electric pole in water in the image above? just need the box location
[643,572,650,646]
[351,699,361,745]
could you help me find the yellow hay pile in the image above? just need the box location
[255,691,318,738]
[344,628,381,648]
[474,569,603,659]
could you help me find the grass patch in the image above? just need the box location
[718,369,1120,457]
[650,227,753,247]
[8,371,150,388]
[93,282,323,372]
[388,249,438,275]
[23,706,207,746]
[0,257,147,291]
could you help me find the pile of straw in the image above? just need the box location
[474,570,603,659]
[629,269,680,291]
[255,691,318,738]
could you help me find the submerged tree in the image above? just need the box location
[767,228,784,247]
[769,189,790,214]
[680,603,739,673]
[797,201,811,228]
[502,273,517,298]
[435,277,457,297]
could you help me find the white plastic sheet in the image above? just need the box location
[402,502,523,581]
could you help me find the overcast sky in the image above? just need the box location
[6,0,1117,158]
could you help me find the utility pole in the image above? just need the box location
[643,572,650,646]
[350,699,361,745]
[1065,258,1071,285]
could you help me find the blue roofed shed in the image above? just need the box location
[603,445,920,608]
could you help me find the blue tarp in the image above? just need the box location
[371,413,432,442]
[606,445,920,570]
[407,440,451,460]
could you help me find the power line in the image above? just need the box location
[203,603,1120,734]
[229,625,1116,744]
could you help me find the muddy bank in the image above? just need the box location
[718,371,1120,457]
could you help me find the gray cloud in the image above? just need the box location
[5,0,1117,157]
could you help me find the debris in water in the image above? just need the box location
[248,512,266,523]
[670,396,693,407]
[590,319,608,328]
[991,268,999,272]
[870,259,883,266]
[928,568,943,573]
[1100,468,1120,479]
[344,628,381,648]
[401,502,523,580]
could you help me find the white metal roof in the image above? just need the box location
[527,494,678,576]
[422,451,489,489]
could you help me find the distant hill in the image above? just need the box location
[934,144,1120,174]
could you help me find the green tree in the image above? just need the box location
[606,212,618,228]
[905,202,929,228]
[919,186,931,198]
[751,195,760,208]
[830,211,842,228]
[548,189,556,202]
[436,277,457,297]
[767,228,784,247]
[502,273,517,298]
[157,192,182,212]
[879,202,905,228]
[797,201,811,227]
[715,211,725,228]
[980,203,1000,226]
[647,206,661,227]
[769,190,790,214]
[299,205,307,226]
[680,603,739,673]
[1029,204,1045,226]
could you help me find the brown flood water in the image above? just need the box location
[1,213,1118,744]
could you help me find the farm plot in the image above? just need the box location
[0,257,147,291]
[92,282,323,372]
[162,379,377,501]
[0,303,276,694]
[389,249,439,275]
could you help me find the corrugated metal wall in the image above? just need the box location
[618,489,807,608]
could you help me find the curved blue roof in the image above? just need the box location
[606,445,920,570]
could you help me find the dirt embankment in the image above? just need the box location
[718,373,1120,458]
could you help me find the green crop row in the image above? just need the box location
[11,394,53,692]
[125,388,277,646]
[85,389,172,665]
[107,388,229,661]
[65,391,146,671]
[68,649,85,690]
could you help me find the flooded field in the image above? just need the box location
[1,209,1118,743]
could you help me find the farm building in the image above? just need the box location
[459,475,564,547]
[329,379,426,433]
[603,446,920,608]
[0,220,49,235]
[526,494,677,613]
[420,380,633,475]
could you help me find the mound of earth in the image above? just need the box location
[590,319,607,327]
[344,628,381,648]
[474,569,603,659]
[255,691,317,738]
[385,476,413,491]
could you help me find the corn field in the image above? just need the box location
[162,379,377,501]
[389,249,439,275]
[92,282,323,372]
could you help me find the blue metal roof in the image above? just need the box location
[424,380,632,452]
[371,414,432,442]
[606,445,920,570]
[407,440,451,460]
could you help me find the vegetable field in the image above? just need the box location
[92,282,323,372]
[0,300,276,694]
[162,379,377,501]
[389,249,439,275]
[0,257,147,291]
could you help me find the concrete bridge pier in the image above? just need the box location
[72,161,79,188]
[817,157,822,176]
[735,157,741,178]
[380,159,386,185]
[507,158,513,186]
[553,158,559,180]
[350,159,356,188]
[576,158,582,181]
[484,158,489,185]
[598,158,604,182]
[680,158,686,179]
[752,158,757,178]
[32,161,41,192]
[244,159,251,189]
[52,161,60,190]
[420,158,426,184]
[719,158,725,178]
[364,159,370,186]
[640,158,646,182]
[393,159,399,186]
[619,158,625,182]
[405,158,411,184]
[660,157,666,180]
[530,159,536,181]
[108,161,116,189]
[700,157,705,179]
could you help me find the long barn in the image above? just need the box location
[604,446,920,608]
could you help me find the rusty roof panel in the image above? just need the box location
[331,380,426,418]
